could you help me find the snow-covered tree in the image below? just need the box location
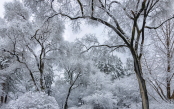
[0,0,174,109]
[3,91,59,109]
[53,42,96,109]
[0,0,65,94]
[25,0,174,108]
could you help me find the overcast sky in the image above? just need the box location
[0,0,13,18]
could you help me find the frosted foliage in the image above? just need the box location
[77,72,118,109]
[150,101,174,109]
[128,99,174,109]
[83,91,117,109]
[23,0,54,21]
[7,20,32,36]
[0,21,32,53]
[82,34,99,45]
[0,61,21,76]
[4,92,59,109]
[69,105,93,109]
[44,17,64,41]
[0,18,5,27]
[89,72,112,91]
[4,1,30,21]
[71,20,81,33]
[57,0,63,3]
[53,80,67,108]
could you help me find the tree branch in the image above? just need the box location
[145,16,174,29]
[108,1,133,19]
[3,49,39,91]
[76,0,84,16]
[81,44,127,54]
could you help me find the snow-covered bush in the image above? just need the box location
[113,74,141,108]
[4,91,59,109]
[83,91,118,109]
[69,104,93,109]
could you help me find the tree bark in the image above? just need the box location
[64,85,72,109]
[135,71,149,109]
[167,53,171,99]
[39,61,45,91]
[64,72,80,109]
[131,48,149,109]
[166,35,172,99]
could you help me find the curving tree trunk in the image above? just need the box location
[130,47,149,109]
[134,59,149,109]
[64,72,81,109]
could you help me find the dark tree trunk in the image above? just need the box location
[167,80,171,99]
[64,85,72,109]
[4,95,7,103]
[40,72,44,91]
[167,55,171,99]
[131,48,149,109]
[166,36,172,99]
[64,72,80,109]
[1,96,3,104]
[40,62,45,91]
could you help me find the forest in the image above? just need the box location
[0,0,174,109]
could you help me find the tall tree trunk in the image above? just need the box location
[64,85,72,109]
[131,49,149,109]
[167,79,171,99]
[134,60,149,109]
[64,72,80,109]
[166,54,171,99]
[40,72,44,91]
[166,36,172,99]
[40,62,45,91]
